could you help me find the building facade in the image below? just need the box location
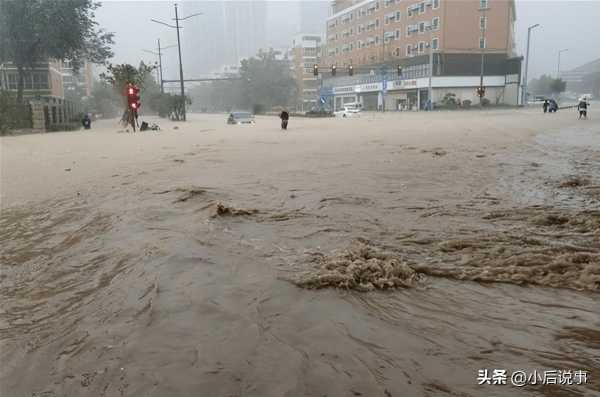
[320,0,521,110]
[0,61,64,99]
[292,34,323,112]
[62,60,93,99]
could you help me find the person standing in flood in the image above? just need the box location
[577,99,588,119]
[542,99,549,113]
[280,109,290,130]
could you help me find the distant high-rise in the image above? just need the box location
[182,1,267,75]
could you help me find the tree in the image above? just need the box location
[0,0,114,103]
[239,49,297,111]
[188,48,296,112]
[87,80,121,118]
[529,74,566,97]
[549,78,566,95]
[99,62,156,110]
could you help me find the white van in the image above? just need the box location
[335,102,363,118]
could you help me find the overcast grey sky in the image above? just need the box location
[96,0,600,80]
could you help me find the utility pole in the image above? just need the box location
[143,40,176,94]
[427,25,434,111]
[479,2,488,108]
[557,48,568,79]
[174,4,186,121]
[151,4,202,121]
[522,23,540,105]
[381,26,386,112]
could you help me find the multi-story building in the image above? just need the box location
[321,0,521,110]
[292,34,322,112]
[62,60,93,99]
[0,60,64,99]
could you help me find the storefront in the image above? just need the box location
[325,74,520,111]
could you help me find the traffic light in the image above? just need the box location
[313,64,319,76]
[397,65,403,78]
[126,83,141,111]
[348,65,354,76]
[331,65,337,76]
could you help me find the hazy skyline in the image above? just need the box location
[95,0,600,81]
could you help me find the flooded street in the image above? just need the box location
[1,110,598,396]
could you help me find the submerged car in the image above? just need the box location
[227,111,255,124]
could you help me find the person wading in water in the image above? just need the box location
[280,109,289,131]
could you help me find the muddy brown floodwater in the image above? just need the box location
[1,110,599,397]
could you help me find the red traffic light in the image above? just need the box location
[126,84,141,111]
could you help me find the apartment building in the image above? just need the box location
[292,34,322,112]
[321,0,521,110]
[0,60,64,99]
[62,60,93,98]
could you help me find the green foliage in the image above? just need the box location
[441,92,458,109]
[99,62,156,92]
[529,75,567,96]
[189,48,296,112]
[88,80,121,118]
[0,91,32,133]
[99,62,157,113]
[462,99,472,108]
[481,98,491,107]
[0,0,114,102]
[154,94,191,121]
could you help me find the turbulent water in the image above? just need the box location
[1,119,599,396]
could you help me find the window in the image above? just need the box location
[480,16,487,30]
[396,11,401,21]
[431,37,439,50]
[396,29,400,39]
[432,17,440,30]
[480,0,488,9]
[407,7,413,17]
[375,36,379,44]
[7,73,18,90]
[419,42,425,52]
[479,37,486,49]
[406,45,412,56]
[419,2,425,13]
[433,0,440,9]
[375,18,379,27]
[419,22,425,33]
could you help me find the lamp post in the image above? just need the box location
[522,23,540,105]
[151,4,202,121]
[557,48,568,78]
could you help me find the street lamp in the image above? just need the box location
[143,40,177,94]
[522,23,540,105]
[557,48,568,78]
[151,4,202,121]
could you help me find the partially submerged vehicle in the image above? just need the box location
[227,111,255,125]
